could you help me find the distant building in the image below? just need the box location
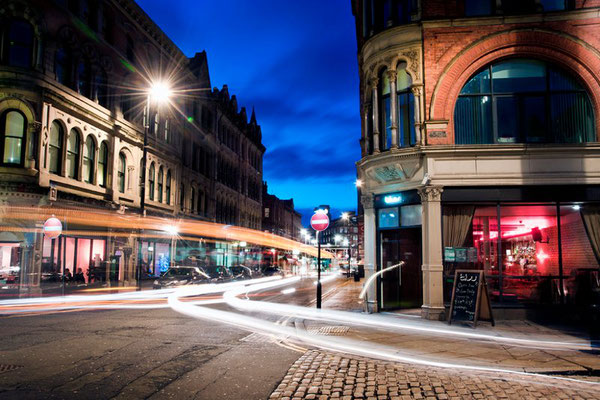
[262,182,302,241]
[352,0,600,320]
[321,212,359,266]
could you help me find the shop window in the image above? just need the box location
[400,204,421,226]
[118,152,126,193]
[2,20,34,68]
[49,121,63,174]
[83,136,95,183]
[148,163,155,201]
[561,205,600,305]
[97,141,107,187]
[455,59,594,145]
[1,110,26,166]
[378,207,399,228]
[66,129,80,179]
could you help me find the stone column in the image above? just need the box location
[362,101,371,155]
[388,70,398,148]
[371,79,380,153]
[361,193,378,313]
[418,185,445,320]
[411,85,423,145]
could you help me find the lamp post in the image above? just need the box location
[138,81,171,290]
[342,212,351,277]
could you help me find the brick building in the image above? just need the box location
[262,182,302,241]
[352,0,600,319]
[0,0,264,295]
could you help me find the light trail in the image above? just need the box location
[167,278,599,390]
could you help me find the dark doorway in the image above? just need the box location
[380,228,422,310]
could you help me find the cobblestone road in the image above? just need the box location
[269,350,600,400]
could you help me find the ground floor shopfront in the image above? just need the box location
[362,185,600,320]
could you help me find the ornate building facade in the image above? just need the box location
[353,0,600,319]
[0,0,264,295]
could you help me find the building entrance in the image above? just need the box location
[380,228,422,310]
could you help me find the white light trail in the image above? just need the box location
[281,288,296,294]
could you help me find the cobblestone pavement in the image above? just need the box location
[269,350,600,400]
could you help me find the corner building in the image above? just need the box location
[352,0,600,320]
[0,0,264,295]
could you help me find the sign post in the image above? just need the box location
[310,212,329,309]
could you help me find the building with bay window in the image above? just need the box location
[352,0,600,320]
[0,0,264,296]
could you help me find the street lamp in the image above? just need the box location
[354,179,363,188]
[138,81,171,290]
[140,81,172,216]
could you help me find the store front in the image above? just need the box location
[441,186,600,312]
[139,239,172,278]
[375,190,423,310]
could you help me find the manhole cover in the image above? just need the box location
[307,326,350,336]
[0,364,23,373]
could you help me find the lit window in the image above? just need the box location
[49,121,63,174]
[118,153,126,193]
[148,163,155,200]
[1,110,26,165]
[454,59,594,144]
[157,166,163,203]
[97,141,107,187]
[83,136,95,183]
[66,129,80,179]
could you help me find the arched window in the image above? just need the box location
[164,118,169,142]
[2,20,34,68]
[98,141,108,187]
[157,166,163,203]
[77,59,92,98]
[55,47,72,87]
[179,184,185,209]
[166,170,171,205]
[118,152,126,193]
[49,121,63,174]
[1,110,26,166]
[190,188,195,213]
[148,163,155,201]
[83,136,95,183]
[396,63,415,147]
[378,68,392,150]
[66,129,80,179]
[454,58,595,144]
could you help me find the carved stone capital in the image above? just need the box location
[29,121,42,133]
[411,85,423,97]
[386,69,397,82]
[361,193,375,209]
[418,185,443,202]
[369,77,379,88]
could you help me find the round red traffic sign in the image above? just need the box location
[43,217,62,239]
[310,213,329,232]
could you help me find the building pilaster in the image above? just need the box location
[418,185,445,320]
[361,192,377,313]
[371,78,380,153]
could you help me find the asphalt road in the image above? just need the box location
[0,275,341,400]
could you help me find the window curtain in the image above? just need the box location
[581,205,600,265]
[443,206,475,247]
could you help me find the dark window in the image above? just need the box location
[77,59,92,98]
[98,141,108,187]
[378,68,392,150]
[396,64,415,147]
[118,153,126,193]
[1,110,26,166]
[166,170,171,205]
[83,136,95,183]
[454,59,594,145]
[148,163,155,201]
[157,166,163,203]
[3,20,34,68]
[94,70,109,108]
[179,184,184,209]
[126,35,134,62]
[55,47,73,87]
[49,121,63,174]
[66,129,80,179]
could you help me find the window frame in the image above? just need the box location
[66,128,80,179]
[2,19,35,68]
[83,136,95,184]
[49,121,64,175]
[1,109,27,167]
[118,152,126,193]
[148,163,155,201]
[97,141,108,187]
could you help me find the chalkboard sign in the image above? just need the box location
[448,270,494,327]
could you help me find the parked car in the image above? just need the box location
[153,266,210,289]
[201,265,233,283]
[229,265,253,281]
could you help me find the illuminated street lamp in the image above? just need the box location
[355,179,363,188]
[140,81,172,216]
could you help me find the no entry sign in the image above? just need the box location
[43,217,62,239]
[310,213,329,232]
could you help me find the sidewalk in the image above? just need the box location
[269,276,600,400]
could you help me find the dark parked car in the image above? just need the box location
[201,265,233,283]
[153,266,210,289]
[229,265,253,281]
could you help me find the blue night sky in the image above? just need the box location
[137,0,361,225]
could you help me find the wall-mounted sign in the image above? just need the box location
[383,194,402,205]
